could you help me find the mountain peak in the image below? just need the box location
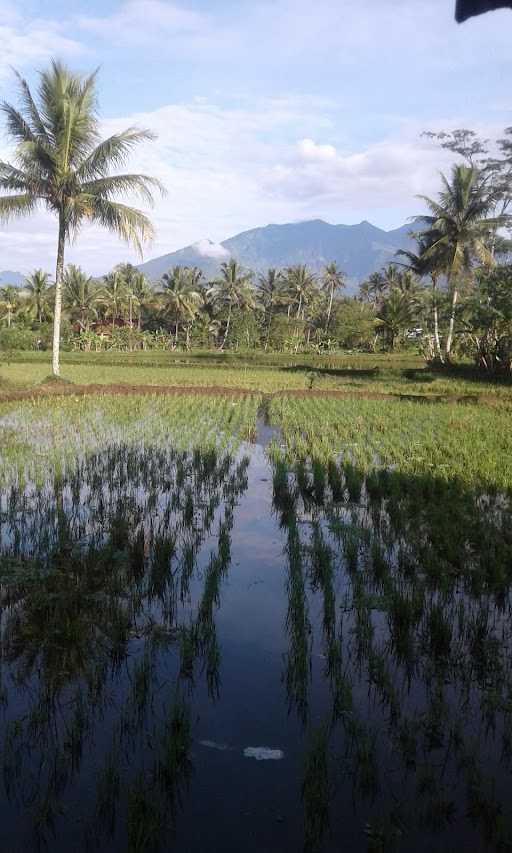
[138,218,416,291]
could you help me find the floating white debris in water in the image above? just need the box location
[243,747,284,761]
[199,740,231,751]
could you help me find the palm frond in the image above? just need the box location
[0,161,45,195]
[0,193,38,221]
[13,69,51,143]
[87,197,154,255]
[77,128,157,180]
[80,174,163,205]
[0,103,37,144]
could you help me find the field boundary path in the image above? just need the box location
[0,380,508,407]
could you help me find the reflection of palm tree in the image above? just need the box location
[0,61,163,375]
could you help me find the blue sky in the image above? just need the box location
[0,0,511,273]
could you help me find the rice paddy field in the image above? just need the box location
[1,349,512,397]
[1,361,512,852]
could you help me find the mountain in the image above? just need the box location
[0,270,25,287]
[138,219,419,290]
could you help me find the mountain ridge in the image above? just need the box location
[137,218,418,290]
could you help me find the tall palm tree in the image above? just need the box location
[284,264,316,320]
[115,263,153,329]
[24,269,51,325]
[359,271,388,306]
[258,268,283,348]
[100,269,128,330]
[418,164,502,360]
[208,260,254,350]
[397,236,445,361]
[376,289,417,351]
[161,266,202,346]
[0,285,19,328]
[63,264,98,331]
[0,61,163,375]
[321,262,345,332]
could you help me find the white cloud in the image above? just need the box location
[0,3,84,80]
[0,96,490,275]
[194,240,230,260]
[0,0,510,274]
[77,0,215,51]
[297,139,337,162]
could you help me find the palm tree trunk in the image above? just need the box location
[445,285,458,360]
[175,320,179,346]
[296,292,302,319]
[325,284,334,332]
[7,307,11,328]
[52,213,66,377]
[432,278,443,362]
[265,310,272,350]
[220,302,232,351]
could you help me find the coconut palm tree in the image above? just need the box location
[161,266,202,346]
[100,270,128,330]
[0,285,20,328]
[63,264,98,331]
[321,262,345,332]
[208,260,254,350]
[359,271,388,306]
[283,264,317,320]
[24,269,51,325]
[376,289,418,351]
[115,263,154,329]
[0,61,163,375]
[258,268,284,348]
[417,164,503,360]
[396,236,445,361]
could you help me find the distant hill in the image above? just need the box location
[138,219,419,291]
[0,270,25,287]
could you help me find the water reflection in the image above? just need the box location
[272,455,512,852]
[0,441,511,851]
[0,445,248,851]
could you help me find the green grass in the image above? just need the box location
[268,396,512,492]
[1,349,512,397]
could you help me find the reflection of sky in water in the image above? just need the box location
[0,438,511,853]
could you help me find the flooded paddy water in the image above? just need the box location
[0,395,511,852]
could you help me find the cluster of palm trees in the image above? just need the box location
[1,259,348,352]
[0,59,510,369]
[0,271,52,328]
[359,162,510,360]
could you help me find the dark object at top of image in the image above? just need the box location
[456,0,512,21]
